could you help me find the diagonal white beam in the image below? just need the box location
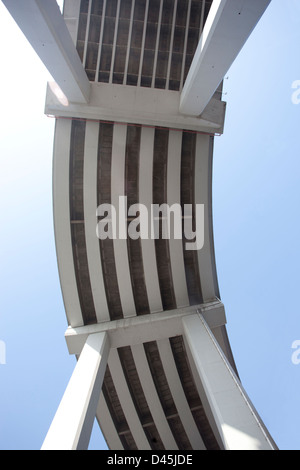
[2,0,90,103]
[183,314,277,450]
[180,0,271,116]
[41,333,110,450]
[63,0,81,45]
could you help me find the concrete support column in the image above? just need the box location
[182,314,276,450]
[2,0,90,103]
[41,332,110,450]
[180,0,271,116]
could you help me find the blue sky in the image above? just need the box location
[0,0,299,450]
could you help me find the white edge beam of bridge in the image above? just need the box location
[2,0,90,104]
[180,0,272,116]
[53,118,84,328]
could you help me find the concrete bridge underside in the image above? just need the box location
[2,0,276,450]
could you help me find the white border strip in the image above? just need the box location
[83,121,110,322]
[53,118,83,327]
[111,123,136,318]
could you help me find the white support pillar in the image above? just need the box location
[180,0,271,116]
[63,0,81,45]
[2,0,90,104]
[41,332,110,450]
[182,314,276,451]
